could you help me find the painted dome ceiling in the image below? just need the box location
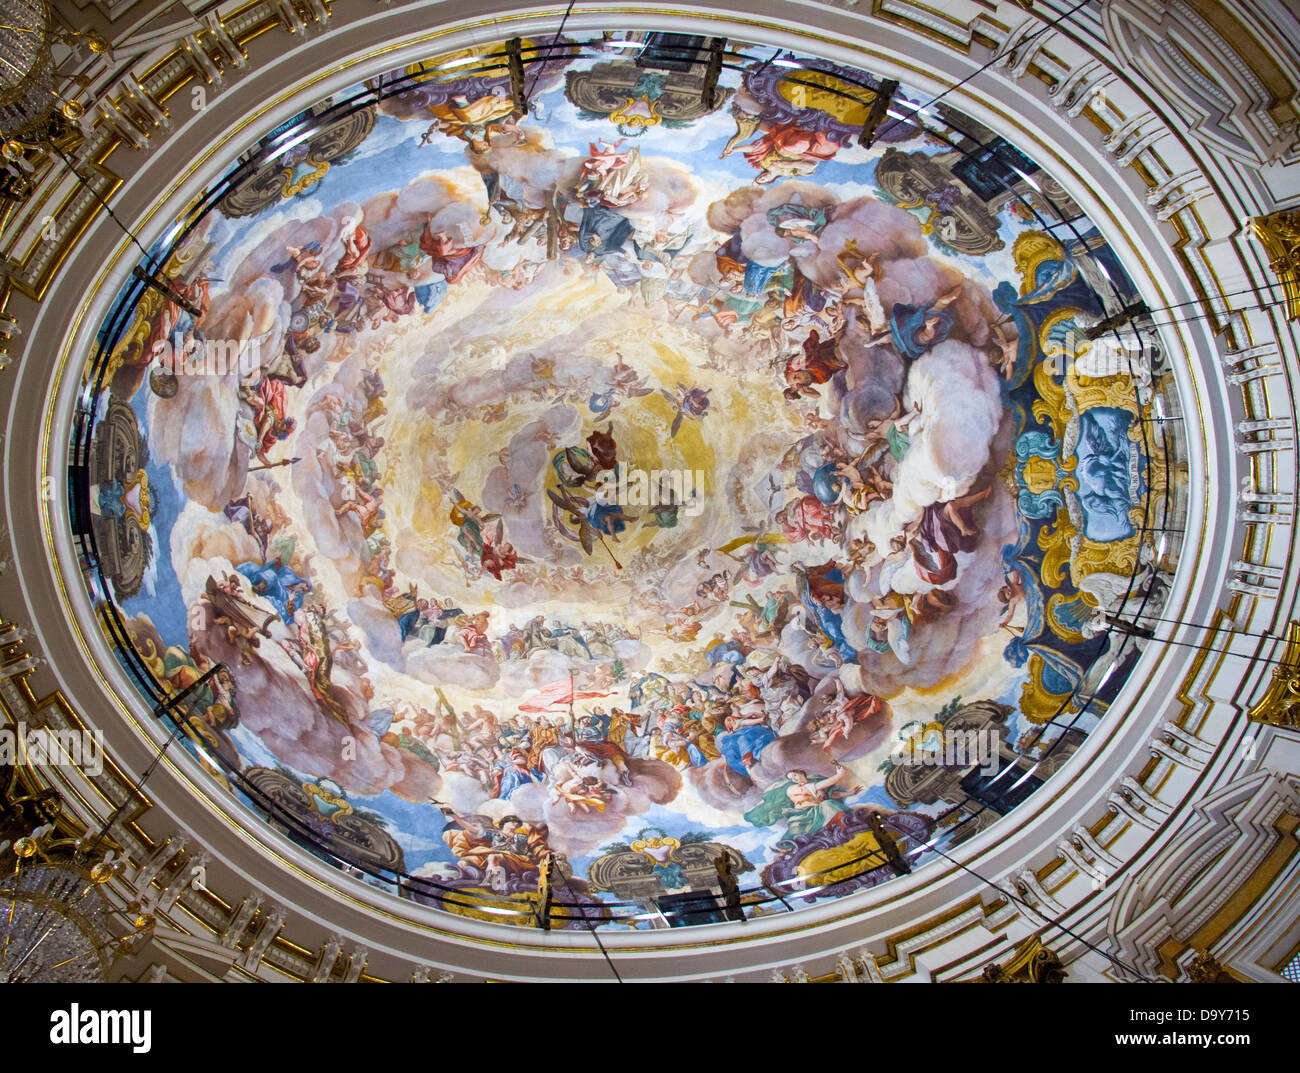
[72,33,1186,927]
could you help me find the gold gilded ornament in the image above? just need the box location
[980,935,1067,982]
[1247,619,1300,728]
[1250,210,1300,322]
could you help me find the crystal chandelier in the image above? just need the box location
[1,782,153,982]
[0,0,106,160]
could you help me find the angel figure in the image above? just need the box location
[659,383,711,438]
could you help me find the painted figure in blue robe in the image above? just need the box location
[397,598,463,646]
[413,278,447,314]
[797,561,857,663]
[716,713,777,780]
[785,265,829,317]
[678,738,708,767]
[578,205,633,260]
[270,241,321,277]
[586,495,630,538]
[491,748,542,799]
[806,598,856,663]
[705,638,748,666]
[236,559,311,624]
[367,706,395,736]
[708,234,777,297]
[743,260,781,295]
[396,607,419,642]
[889,287,961,363]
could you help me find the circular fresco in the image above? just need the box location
[71,33,1186,927]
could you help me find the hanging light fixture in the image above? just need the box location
[0,776,150,982]
[0,0,57,143]
[0,822,127,982]
[0,0,105,163]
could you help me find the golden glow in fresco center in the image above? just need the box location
[72,34,1185,926]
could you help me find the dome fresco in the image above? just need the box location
[71,34,1186,926]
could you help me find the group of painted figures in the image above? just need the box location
[94,43,1149,911]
